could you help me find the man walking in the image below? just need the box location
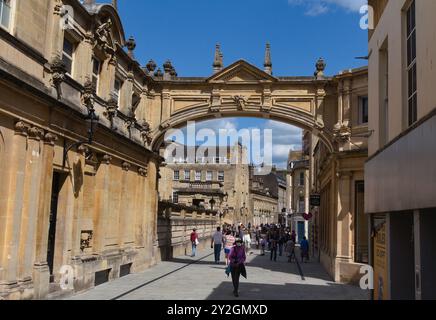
[300,236,309,263]
[190,228,198,257]
[211,227,224,264]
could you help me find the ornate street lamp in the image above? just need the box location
[62,108,99,167]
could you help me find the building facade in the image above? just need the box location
[250,168,281,226]
[159,144,250,226]
[366,0,436,300]
[311,66,369,284]
[0,0,162,300]
[287,150,310,243]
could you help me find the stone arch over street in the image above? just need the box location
[149,60,337,154]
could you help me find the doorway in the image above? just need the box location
[47,171,67,282]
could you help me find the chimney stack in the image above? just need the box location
[213,44,223,73]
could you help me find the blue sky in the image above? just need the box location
[96,0,368,168]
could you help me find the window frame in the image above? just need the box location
[195,170,201,182]
[173,170,180,181]
[218,171,225,182]
[358,96,369,125]
[184,170,190,181]
[114,77,122,106]
[91,56,101,93]
[172,191,178,204]
[0,0,12,30]
[406,0,417,127]
[62,36,75,77]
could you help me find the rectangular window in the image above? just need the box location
[218,171,224,182]
[172,191,178,204]
[62,37,74,76]
[0,0,11,30]
[215,157,220,164]
[355,182,368,263]
[114,78,122,105]
[195,170,201,181]
[299,198,305,213]
[173,170,179,181]
[406,0,417,126]
[358,96,369,124]
[299,172,305,186]
[92,56,101,92]
[206,171,213,181]
[184,170,190,181]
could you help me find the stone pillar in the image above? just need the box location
[121,72,134,115]
[336,171,353,281]
[161,89,171,124]
[93,154,112,252]
[70,146,87,258]
[17,127,44,289]
[135,167,147,248]
[337,81,343,125]
[343,78,352,127]
[119,161,131,247]
[33,132,58,300]
[0,121,30,298]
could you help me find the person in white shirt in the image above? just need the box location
[211,227,224,264]
[242,228,252,254]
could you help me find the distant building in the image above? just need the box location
[159,143,250,226]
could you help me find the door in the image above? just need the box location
[297,221,305,243]
[47,171,65,282]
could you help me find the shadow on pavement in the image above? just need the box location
[206,281,369,300]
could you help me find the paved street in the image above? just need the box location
[67,246,369,300]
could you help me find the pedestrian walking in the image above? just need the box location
[242,228,251,254]
[211,226,224,264]
[228,238,246,297]
[260,236,266,256]
[285,238,296,262]
[223,230,236,266]
[190,228,199,257]
[278,231,285,257]
[270,230,279,262]
[291,230,296,243]
[300,236,309,263]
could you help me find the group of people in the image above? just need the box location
[255,224,310,263]
[189,223,310,298]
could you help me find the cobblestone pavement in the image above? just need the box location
[67,247,370,300]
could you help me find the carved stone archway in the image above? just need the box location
[148,60,338,153]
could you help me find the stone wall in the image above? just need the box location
[156,202,219,261]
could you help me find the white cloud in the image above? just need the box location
[288,0,367,16]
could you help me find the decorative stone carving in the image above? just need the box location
[50,55,67,100]
[333,122,352,142]
[125,36,136,59]
[14,121,30,136]
[122,161,131,171]
[232,95,248,110]
[140,120,152,145]
[138,166,148,177]
[101,154,112,165]
[315,57,326,79]
[44,132,58,146]
[146,60,157,74]
[154,68,163,78]
[28,127,45,141]
[82,77,96,111]
[95,19,114,52]
[104,95,118,122]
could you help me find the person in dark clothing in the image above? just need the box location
[270,231,279,261]
[229,238,246,297]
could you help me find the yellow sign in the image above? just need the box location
[373,220,388,300]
